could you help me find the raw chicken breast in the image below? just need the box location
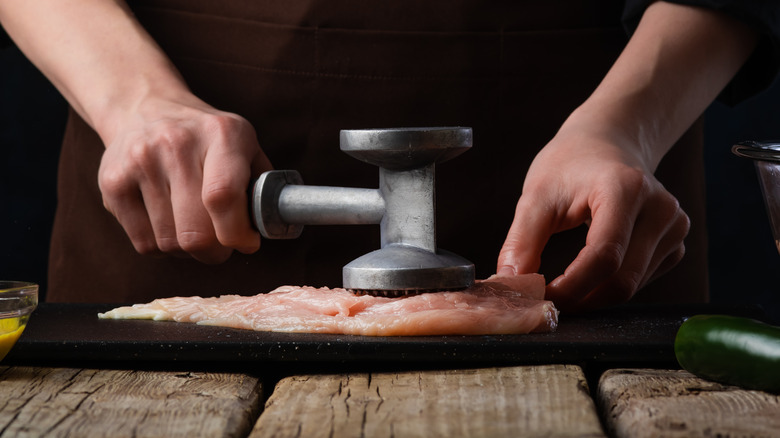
[98,274,558,336]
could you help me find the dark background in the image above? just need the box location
[1,45,65,301]
[2,44,779,323]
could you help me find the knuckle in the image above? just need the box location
[205,113,248,139]
[591,240,626,275]
[177,231,233,264]
[207,113,259,156]
[156,235,182,254]
[216,233,244,249]
[126,139,155,165]
[667,244,686,268]
[133,238,160,256]
[125,123,198,168]
[156,126,197,160]
[98,168,132,197]
[675,210,691,238]
[202,178,243,213]
[654,199,690,242]
[615,166,650,196]
[654,192,684,221]
[213,113,243,130]
[176,231,217,254]
[608,271,642,303]
[98,159,136,198]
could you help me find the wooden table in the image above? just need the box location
[2,364,778,437]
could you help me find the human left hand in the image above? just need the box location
[497,125,690,312]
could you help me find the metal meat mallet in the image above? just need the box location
[251,127,475,297]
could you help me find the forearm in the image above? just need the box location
[1,0,270,262]
[562,1,757,170]
[0,0,191,143]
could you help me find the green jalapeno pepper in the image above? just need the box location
[674,314,780,392]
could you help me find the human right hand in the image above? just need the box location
[98,95,272,263]
[0,1,273,264]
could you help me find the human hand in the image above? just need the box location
[97,95,272,263]
[493,0,760,313]
[496,126,690,312]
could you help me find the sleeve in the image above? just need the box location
[622,0,780,105]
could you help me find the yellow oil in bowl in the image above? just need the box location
[0,316,28,361]
[0,281,38,362]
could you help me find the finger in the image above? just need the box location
[202,141,262,255]
[138,173,194,257]
[98,162,164,256]
[166,155,233,264]
[610,196,688,294]
[545,196,637,308]
[575,199,689,311]
[573,241,686,313]
[581,214,663,308]
[639,207,689,286]
[496,195,556,276]
[104,188,161,256]
[646,242,686,285]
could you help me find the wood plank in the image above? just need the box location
[250,365,605,438]
[0,366,262,438]
[598,368,780,438]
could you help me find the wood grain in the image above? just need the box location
[599,368,780,438]
[0,366,262,438]
[250,365,605,438]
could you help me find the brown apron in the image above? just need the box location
[47,0,708,304]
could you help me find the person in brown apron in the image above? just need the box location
[0,1,772,309]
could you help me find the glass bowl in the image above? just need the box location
[0,281,38,361]
[733,141,780,253]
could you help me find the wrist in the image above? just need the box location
[91,70,197,146]
[557,101,662,172]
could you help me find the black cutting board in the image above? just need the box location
[6,303,765,367]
